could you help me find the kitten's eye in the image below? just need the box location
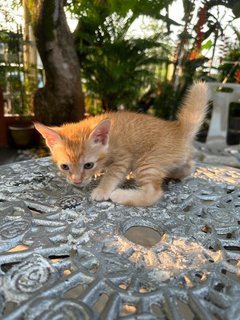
[60,164,69,170]
[84,162,94,170]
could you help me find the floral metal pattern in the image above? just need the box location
[0,157,240,319]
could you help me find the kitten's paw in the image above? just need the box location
[110,189,126,205]
[91,187,111,201]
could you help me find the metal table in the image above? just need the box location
[0,157,240,320]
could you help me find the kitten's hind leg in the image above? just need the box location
[110,162,167,206]
[110,183,163,207]
[167,158,194,180]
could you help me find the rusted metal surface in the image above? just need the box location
[0,157,240,319]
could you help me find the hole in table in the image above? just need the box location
[123,226,162,248]
[214,283,224,292]
[49,254,70,260]
[93,293,109,314]
[208,245,219,252]
[1,262,19,273]
[151,303,165,318]
[64,284,84,299]
[177,300,194,320]
[3,302,18,316]
[63,269,71,276]
[223,245,240,251]
[118,282,128,290]
[226,189,235,194]
[7,244,29,253]
[120,304,137,316]
[195,272,205,282]
[201,225,212,234]
[28,206,44,216]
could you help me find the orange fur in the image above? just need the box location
[35,82,209,207]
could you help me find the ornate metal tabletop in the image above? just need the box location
[0,157,240,320]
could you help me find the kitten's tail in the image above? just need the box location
[177,82,209,140]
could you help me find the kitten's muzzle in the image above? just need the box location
[70,173,84,185]
[71,179,82,185]
[67,176,83,185]
[68,177,92,187]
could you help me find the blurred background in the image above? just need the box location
[0,0,240,162]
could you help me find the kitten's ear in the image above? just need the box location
[89,119,111,146]
[34,122,62,149]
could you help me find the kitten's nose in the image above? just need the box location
[71,175,82,184]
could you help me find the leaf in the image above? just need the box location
[201,39,213,50]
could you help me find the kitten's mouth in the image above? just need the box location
[66,179,83,186]
[71,180,91,188]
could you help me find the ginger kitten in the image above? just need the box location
[35,82,209,207]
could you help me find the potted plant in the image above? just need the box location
[8,118,35,148]
[6,76,35,148]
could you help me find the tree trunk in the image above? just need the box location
[26,0,85,125]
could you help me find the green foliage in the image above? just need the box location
[218,49,240,83]
[69,0,173,111]
[68,0,240,116]
[218,27,240,83]
[79,29,169,109]
[5,0,240,120]
[152,82,177,120]
[0,28,35,115]
[68,0,174,20]
[201,39,212,50]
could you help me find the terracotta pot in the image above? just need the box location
[9,124,35,148]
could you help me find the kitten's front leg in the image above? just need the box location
[91,185,113,201]
[91,161,129,201]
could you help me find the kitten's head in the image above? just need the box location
[34,119,110,186]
